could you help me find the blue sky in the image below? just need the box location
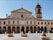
[0,0,53,20]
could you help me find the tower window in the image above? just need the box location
[38,9,41,14]
[21,15,23,18]
[38,9,40,12]
[44,26,47,33]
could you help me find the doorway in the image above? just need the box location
[21,26,24,33]
[8,26,11,33]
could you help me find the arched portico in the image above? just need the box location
[7,26,11,33]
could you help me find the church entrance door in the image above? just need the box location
[21,26,24,33]
[8,26,11,33]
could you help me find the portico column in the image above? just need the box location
[6,26,8,33]
[11,26,12,33]
[1,26,3,33]
[20,26,21,33]
[15,26,17,33]
[24,26,26,33]
[33,26,34,33]
[1,26,3,31]
[29,26,30,31]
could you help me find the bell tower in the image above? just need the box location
[35,3,42,20]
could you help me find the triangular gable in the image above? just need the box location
[11,8,32,14]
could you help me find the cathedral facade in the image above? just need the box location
[0,4,53,34]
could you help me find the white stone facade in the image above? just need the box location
[0,4,53,34]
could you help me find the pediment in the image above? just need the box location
[11,8,32,14]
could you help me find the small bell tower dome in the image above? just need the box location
[35,3,42,20]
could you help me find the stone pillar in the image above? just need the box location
[20,26,21,33]
[29,26,30,31]
[11,26,12,33]
[36,26,38,33]
[29,26,31,33]
[24,26,26,33]
[15,26,17,33]
[1,26,3,33]
[33,26,34,33]
[1,26,3,29]
[6,26,8,33]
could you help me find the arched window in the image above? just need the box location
[34,26,36,33]
[8,26,11,33]
[41,22,43,25]
[3,21,6,25]
[38,9,41,14]
[38,22,40,25]
[37,26,40,33]
[30,26,33,33]
[13,21,15,24]
[0,21,1,25]
[0,27,2,34]
[21,15,23,18]
[41,27,43,31]
[44,26,47,33]
[12,27,15,32]
[3,26,6,33]
[45,22,47,25]
[37,26,43,33]
[51,22,53,25]
[17,26,20,33]
[26,26,29,33]
[50,28,53,33]
[38,9,40,13]
[21,26,24,33]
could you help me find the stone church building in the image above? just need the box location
[0,3,53,34]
